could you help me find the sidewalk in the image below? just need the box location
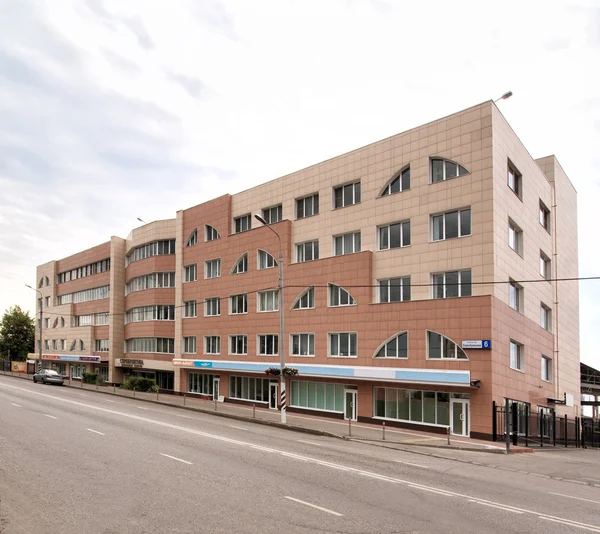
[1,370,518,453]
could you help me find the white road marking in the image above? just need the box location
[10,402,21,407]
[101,399,116,403]
[43,414,58,419]
[229,425,248,431]
[3,381,599,532]
[136,406,149,410]
[87,429,105,436]
[541,516,600,532]
[284,496,342,517]
[297,440,323,446]
[549,493,600,505]
[172,413,192,419]
[468,500,524,514]
[160,453,192,465]
[393,460,429,469]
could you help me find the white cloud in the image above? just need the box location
[1,0,599,369]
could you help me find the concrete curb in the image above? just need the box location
[346,437,516,454]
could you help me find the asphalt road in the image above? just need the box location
[1,375,599,534]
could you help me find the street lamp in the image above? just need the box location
[254,214,287,424]
[25,284,43,372]
[137,217,148,224]
[495,91,513,102]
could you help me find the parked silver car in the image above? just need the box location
[33,369,64,385]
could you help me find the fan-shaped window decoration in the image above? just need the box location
[230,253,248,274]
[258,250,277,270]
[38,278,44,288]
[205,225,220,242]
[70,340,76,351]
[374,332,408,358]
[60,317,65,328]
[380,166,410,197]
[185,229,198,247]
[328,284,356,307]
[79,340,85,351]
[53,317,59,328]
[430,158,469,183]
[427,331,468,360]
[291,287,315,310]
[45,276,50,286]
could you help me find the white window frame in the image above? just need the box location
[507,160,522,199]
[509,280,523,313]
[183,264,197,283]
[234,214,251,233]
[426,331,468,360]
[204,297,221,317]
[374,332,408,359]
[183,336,197,354]
[185,228,198,247]
[430,158,469,183]
[540,303,552,331]
[540,251,551,280]
[296,193,319,219]
[229,294,248,315]
[204,336,220,355]
[257,250,277,270]
[539,201,551,233]
[183,300,197,318]
[231,253,248,274]
[378,277,411,303]
[262,204,282,224]
[333,231,361,256]
[328,284,356,307]
[296,240,319,263]
[333,181,361,209]
[508,219,523,256]
[541,355,552,382]
[257,334,279,356]
[204,258,221,279]
[379,166,410,196]
[431,270,472,299]
[378,221,411,250]
[328,332,358,358]
[258,290,279,313]
[291,287,315,310]
[205,225,220,241]
[229,335,248,355]
[510,340,524,371]
[431,208,471,241]
[290,333,315,357]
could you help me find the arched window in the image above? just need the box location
[291,287,315,310]
[430,158,469,183]
[427,331,468,360]
[328,284,356,307]
[60,317,65,328]
[230,253,248,275]
[70,340,76,351]
[53,317,59,328]
[379,166,410,197]
[79,340,85,351]
[374,332,408,358]
[205,225,220,242]
[44,276,50,286]
[38,278,44,288]
[185,229,198,247]
[258,250,277,270]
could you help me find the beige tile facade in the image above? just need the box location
[32,101,579,438]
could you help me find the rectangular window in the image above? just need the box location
[291,381,346,413]
[373,387,456,426]
[205,297,221,316]
[262,204,282,224]
[432,209,471,241]
[124,338,175,354]
[52,339,57,350]
[258,334,278,356]
[432,270,472,298]
[94,313,109,326]
[378,221,411,250]
[44,340,50,350]
[508,160,522,198]
[74,314,93,327]
[333,182,361,208]
[183,264,197,283]
[94,339,109,352]
[378,277,411,303]
[45,296,50,307]
[124,305,175,324]
[205,259,221,279]
[229,376,270,402]
[540,252,551,280]
[296,194,319,219]
[296,240,319,262]
[333,231,361,256]
[183,300,197,318]
[509,280,523,312]
[183,336,197,354]
[540,303,552,331]
[510,340,524,371]
[258,290,278,312]
[329,332,357,357]
[234,214,251,233]
[229,335,248,355]
[60,339,66,351]
[230,294,248,314]
[508,220,523,256]
[541,355,552,382]
[44,318,49,328]
[125,272,175,295]
[204,336,220,355]
[291,334,315,356]
[71,365,86,379]
[188,373,215,395]
[539,201,551,232]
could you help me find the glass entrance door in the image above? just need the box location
[344,390,357,421]
[451,399,469,436]
[269,382,278,410]
[213,378,220,401]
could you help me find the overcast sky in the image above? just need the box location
[1,0,599,369]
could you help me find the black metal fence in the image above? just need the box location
[493,401,599,448]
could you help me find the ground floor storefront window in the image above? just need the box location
[229,376,270,403]
[290,381,346,413]
[71,364,86,379]
[373,387,470,427]
[188,373,215,395]
[506,399,530,436]
[97,366,109,381]
[51,362,67,375]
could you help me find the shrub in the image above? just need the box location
[82,372,98,384]
[120,377,158,392]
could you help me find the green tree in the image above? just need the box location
[0,306,35,361]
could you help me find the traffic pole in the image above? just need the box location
[382,421,386,440]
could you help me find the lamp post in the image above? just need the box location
[137,217,148,224]
[495,91,513,102]
[25,284,43,372]
[254,214,286,424]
